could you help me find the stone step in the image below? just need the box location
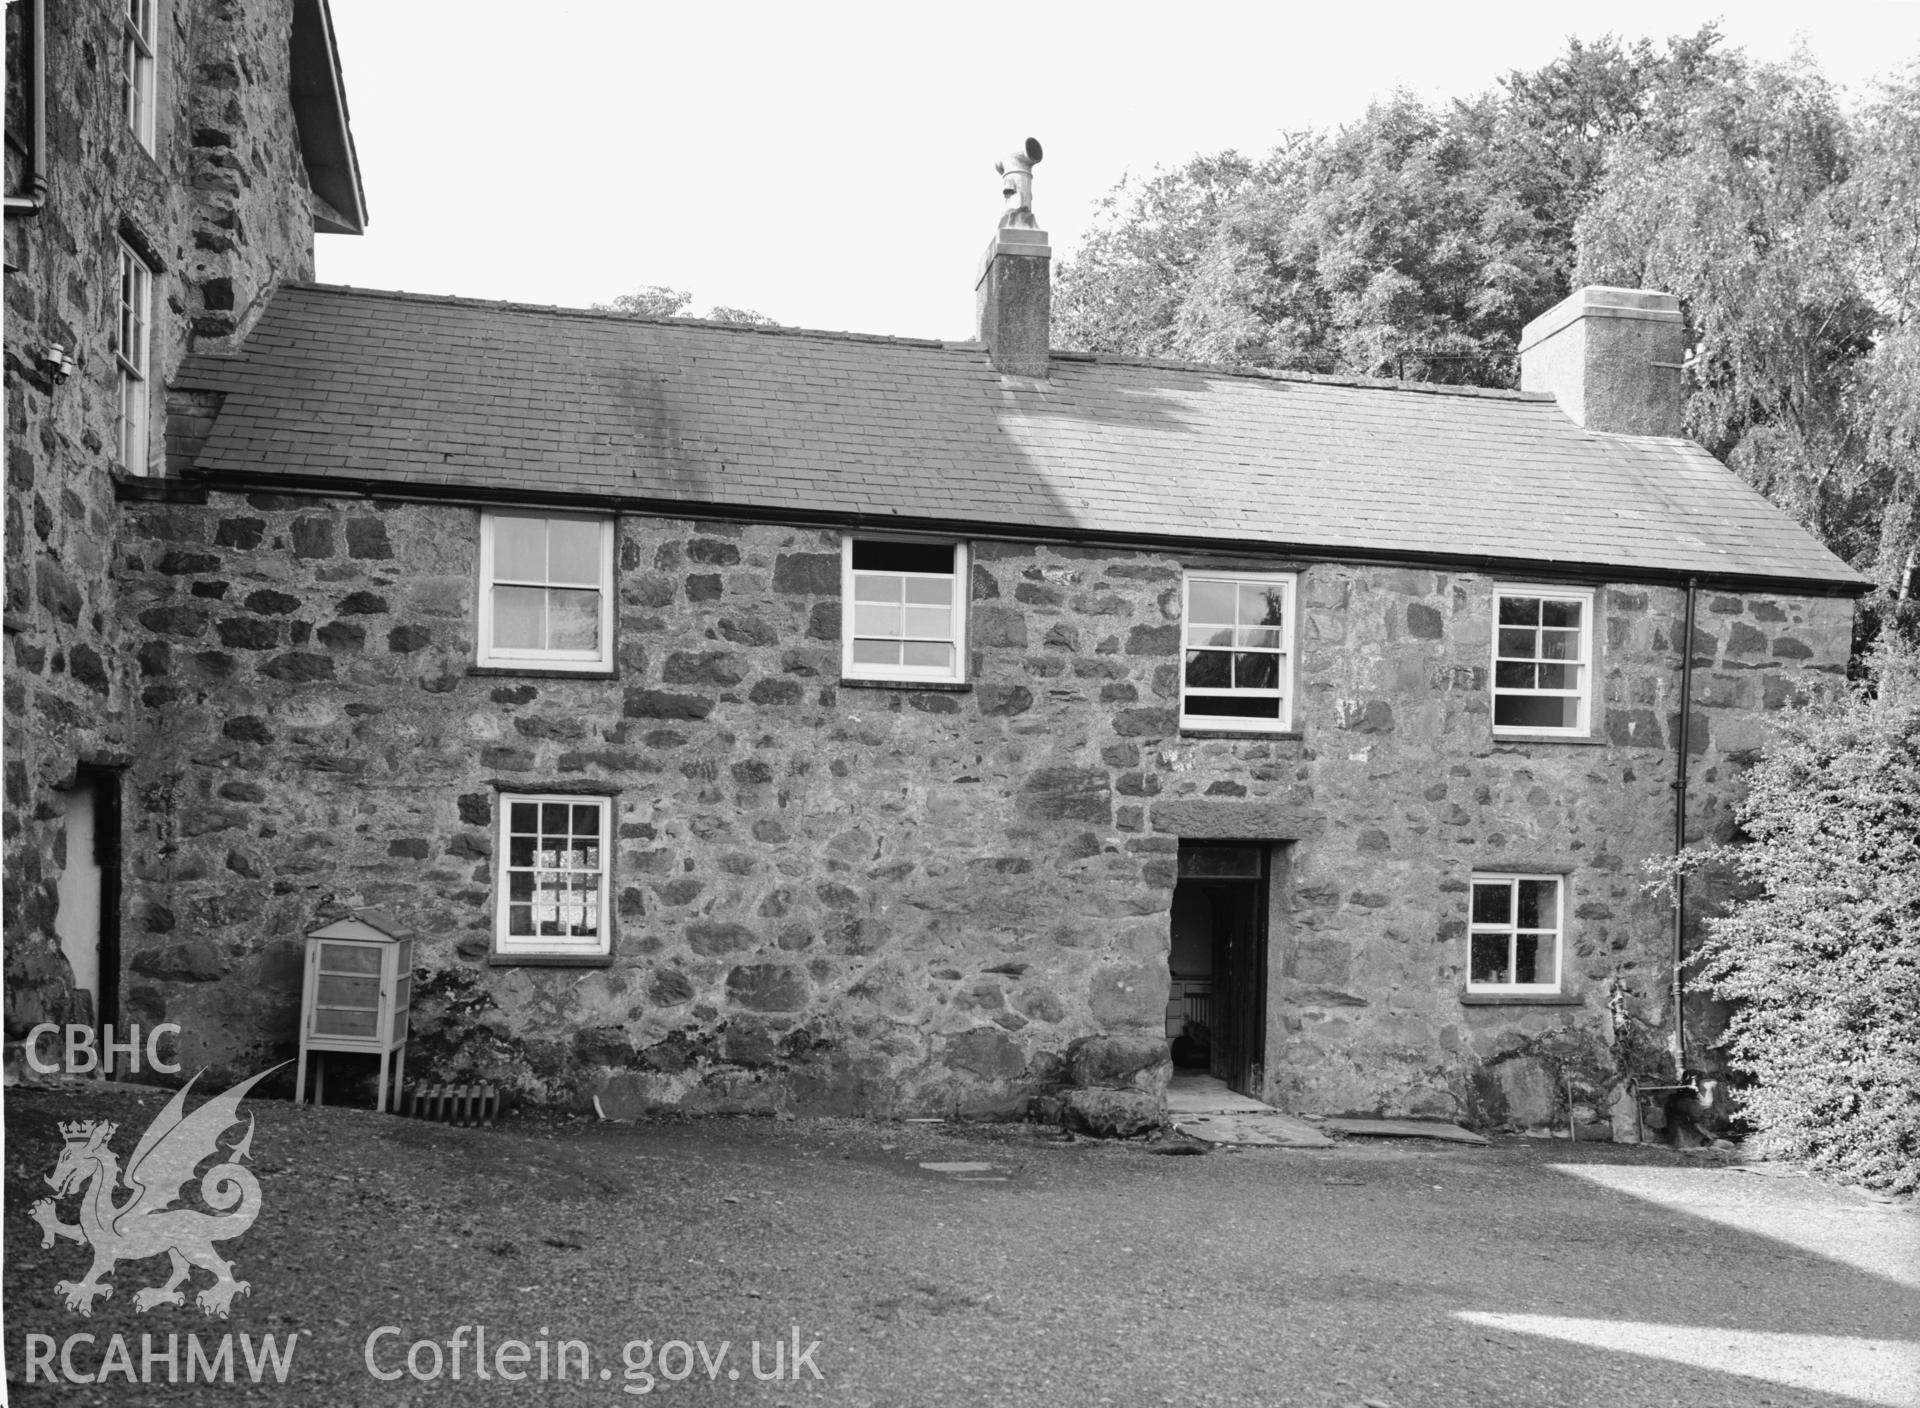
[1172,1110,1334,1148]
[1321,1117,1490,1146]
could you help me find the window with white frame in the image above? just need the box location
[116,243,153,475]
[1492,587,1593,734]
[841,537,967,683]
[1180,571,1297,731]
[477,513,615,671]
[122,0,157,152]
[1468,873,1563,994]
[496,794,611,957]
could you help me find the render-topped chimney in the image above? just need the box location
[975,137,1050,380]
[1518,286,1685,437]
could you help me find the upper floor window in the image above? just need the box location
[116,242,153,475]
[495,794,610,959]
[123,0,157,152]
[1180,571,1297,732]
[841,537,967,684]
[1492,586,1593,735]
[1468,873,1563,994]
[476,513,615,672]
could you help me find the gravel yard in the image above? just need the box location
[5,1079,1915,1407]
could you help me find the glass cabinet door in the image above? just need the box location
[311,941,382,1039]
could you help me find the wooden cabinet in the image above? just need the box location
[297,909,414,1112]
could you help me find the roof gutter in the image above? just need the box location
[137,467,1871,600]
[3,0,49,217]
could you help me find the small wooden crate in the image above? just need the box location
[404,1083,499,1128]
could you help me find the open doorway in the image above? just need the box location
[1167,841,1268,1098]
[53,768,122,1038]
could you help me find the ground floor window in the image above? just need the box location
[495,794,610,958]
[1468,873,1563,993]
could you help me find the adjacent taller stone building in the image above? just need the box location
[4,0,363,1034]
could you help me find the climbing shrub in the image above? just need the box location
[1684,645,1920,1194]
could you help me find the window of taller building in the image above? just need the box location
[116,242,152,475]
[123,0,156,152]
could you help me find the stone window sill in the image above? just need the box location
[1459,993,1584,1007]
[468,666,618,681]
[1491,732,1606,747]
[838,677,972,692]
[1179,728,1304,741]
[487,952,614,968]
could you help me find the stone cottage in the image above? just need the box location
[7,32,1863,1128]
[4,0,363,1036]
[110,203,1863,1126]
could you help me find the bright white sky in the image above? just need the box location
[318,2,1920,341]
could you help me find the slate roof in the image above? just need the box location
[175,284,1864,590]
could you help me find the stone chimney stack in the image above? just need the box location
[975,137,1051,380]
[1518,286,1686,437]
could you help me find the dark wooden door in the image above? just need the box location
[1176,843,1269,1098]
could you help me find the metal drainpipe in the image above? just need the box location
[4,0,50,217]
[1670,578,1698,1079]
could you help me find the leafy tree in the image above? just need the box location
[1055,29,1730,387]
[706,306,781,327]
[1052,151,1282,363]
[1486,28,1736,288]
[1055,100,1550,383]
[1672,643,1920,1194]
[1848,71,1920,634]
[596,286,694,318]
[1578,59,1920,631]
[594,287,780,327]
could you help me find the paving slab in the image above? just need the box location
[1171,1109,1336,1148]
[1323,1116,1492,1146]
[1166,1072,1335,1147]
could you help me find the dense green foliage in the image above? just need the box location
[1685,647,1920,1193]
[1053,30,1732,380]
[1578,58,1920,621]
[1055,34,1920,629]
[595,286,779,326]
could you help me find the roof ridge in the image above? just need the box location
[286,284,1548,399]
[290,282,952,349]
[1052,348,1552,401]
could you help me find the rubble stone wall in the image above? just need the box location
[116,491,1855,1123]
[4,0,320,1033]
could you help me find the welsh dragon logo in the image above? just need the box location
[30,1064,285,1318]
